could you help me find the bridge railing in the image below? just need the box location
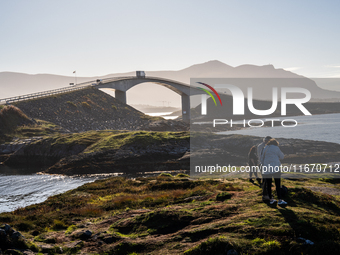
[141,76,191,87]
[0,76,192,105]
[0,83,93,105]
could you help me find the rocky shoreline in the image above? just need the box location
[1,175,340,254]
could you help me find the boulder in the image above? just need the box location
[72,230,92,240]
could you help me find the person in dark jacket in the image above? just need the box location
[258,136,272,200]
[248,145,261,183]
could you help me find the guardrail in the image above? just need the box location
[0,76,192,105]
[0,83,92,105]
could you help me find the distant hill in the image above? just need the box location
[0,72,95,98]
[1,60,340,106]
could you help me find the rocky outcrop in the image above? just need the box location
[4,132,340,175]
[0,137,42,155]
[0,224,29,253]
[43,138,190,175]
[13,87,188,132]
[3,131,191,173]
[4,139,88,167]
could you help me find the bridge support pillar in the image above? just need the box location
[181,94,190,123]
[115,90,127,104]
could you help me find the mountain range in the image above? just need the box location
[1,60,339,107]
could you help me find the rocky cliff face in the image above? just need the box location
[44,139,190,175]
[3,131,191,174]
[4,137,89,166]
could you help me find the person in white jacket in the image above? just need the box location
[257,136,272,200]
[261,138,287,205]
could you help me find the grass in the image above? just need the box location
[0,105,63,144]
[83,130,189,153]
[1,175,340,254]
[0,105,31,133]
[19,130,189,156]
[215,192,232,201]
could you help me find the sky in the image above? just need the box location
[1,0,340,78]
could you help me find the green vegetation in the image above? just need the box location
[176,173,190,178]
[15,120,60,137]
[0,105,62,144]
[215,191,232,201]
[0,105,31,133]
[1,176,340,254]
[158,172,173,178]
[83,130,189,153]
[26,130,189,155]
[65,224,77,235]
[81,101,91,109]
[66,101,77,108]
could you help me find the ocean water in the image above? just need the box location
[146,112,179,120]
[0,166,119,213]
[218,113,340,144]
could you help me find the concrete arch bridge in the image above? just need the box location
[0,76,203,122]
[94,76,202,122]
